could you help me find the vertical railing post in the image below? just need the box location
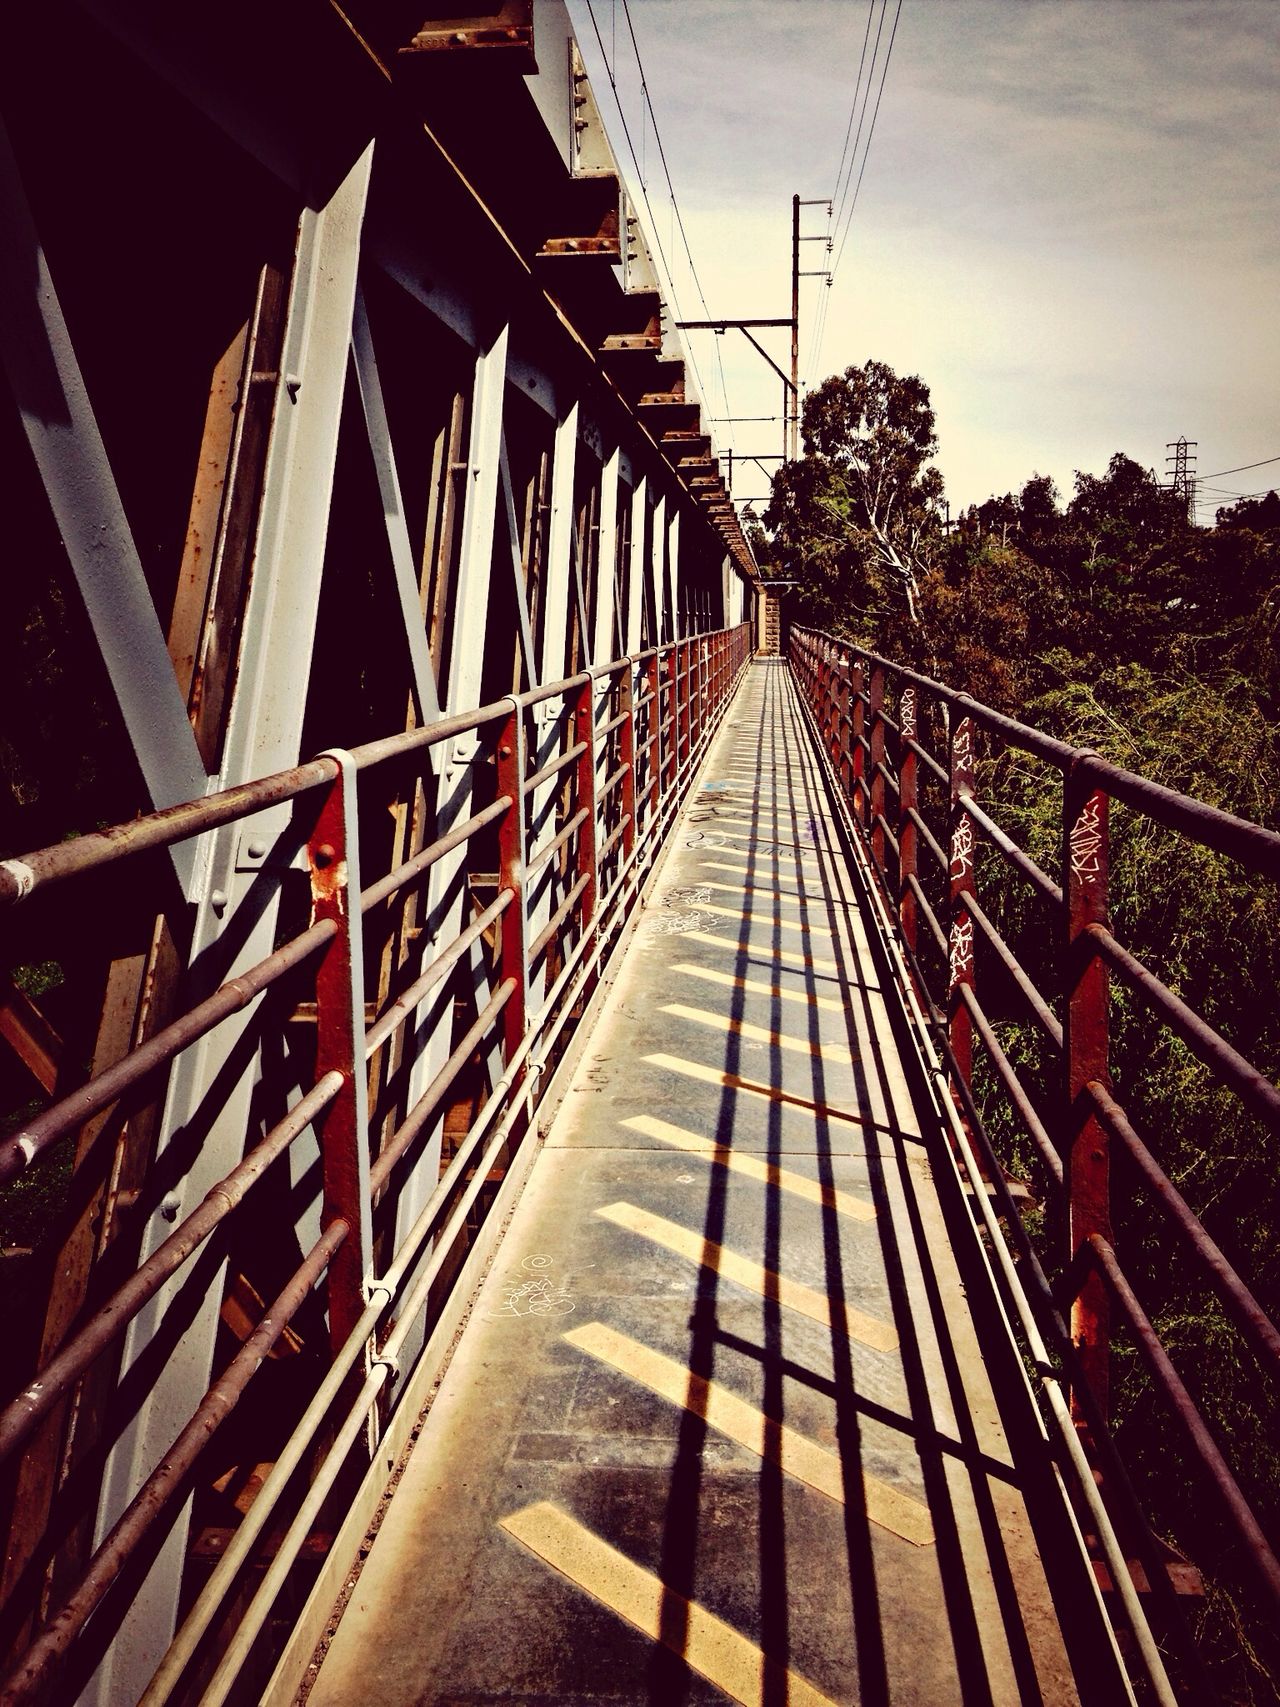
[833,647,844,771]
[619,664,637,863]
[694,638,706,753]
[869,663,886,874]
[898,685,919,954]
[1064,757,1112,1422]
[850,656,866,828]
[647,652,663,818]
[832,641,843,764]
[818,644,831,756]
[666,644,680,797]
[496,702,530,1074]
[947,709,977,1093]
[837,648,853,801]
[682,641,692,774]
[308,750,373,1362]
[574,674,600,934]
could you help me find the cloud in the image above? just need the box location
[567,0,1280,508]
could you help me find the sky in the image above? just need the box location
[566,0,1280,524]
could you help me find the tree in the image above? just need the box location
[765,360,944,626]
[1216,489,1280,534]
[1018,472,1061,543]
[1065,451,1188,570]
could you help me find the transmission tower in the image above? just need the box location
[1166,436,1197,522]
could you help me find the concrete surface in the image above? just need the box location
[308,662,1118,1707]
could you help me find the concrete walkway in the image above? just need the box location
[308,662,1122,1707]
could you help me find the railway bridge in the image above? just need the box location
[1,6,1278,1704]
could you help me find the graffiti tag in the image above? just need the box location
[1070,796,1104,884]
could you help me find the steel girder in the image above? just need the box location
[0,3,756,1701]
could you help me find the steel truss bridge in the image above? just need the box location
[1,6,1278,1705]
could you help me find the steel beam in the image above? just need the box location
[540,404,579,687]
[668,508,682,639]
[648,493,666,649]
[350,286,443,731]
[592,448,620,666]
[625,476,648,657]
[389,323,510,1278]
[0,114,206,887]
[84,143,375,1707]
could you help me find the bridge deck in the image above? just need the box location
[308,662,1112,1707]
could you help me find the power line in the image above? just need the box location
[828,2,879,239]
[581,2,721,422]
[805,1,880,389]
[830,0,890,260]
[1198,453,1280,480]
[810,1,881,379]
[830,0,903,285]
[617,0,733,426]
[813,0,904,379]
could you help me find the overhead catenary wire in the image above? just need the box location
[582,0,721,422]
[811,0,904,382]
[827,1,889,280]
[618,0,734,428]
[829,0,903,284]
[828,1,880,251]
[806,0,878,390]
[810,0,885,379]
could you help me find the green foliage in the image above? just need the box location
[765,360,945,627]
[762,366,1280,1697]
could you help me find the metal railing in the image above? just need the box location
[0,624,752,1705]
[791,624,1280,1699]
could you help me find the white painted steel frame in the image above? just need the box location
[85,145,376,1707]
[1,5,757,1700]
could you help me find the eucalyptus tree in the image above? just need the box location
[765,360,945,627]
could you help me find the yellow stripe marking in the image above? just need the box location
[700,900,831,937]
[723,843,832,867]
[659,1002,850,1063]
[699,879,807,901]
[700,844,824,868]
[642,1052,898,1138]
[565,1322,931,1545]
[700,871,843,910]
[700,862,823,889]
[670,961,844,1012]
[682,929,841,975]
[501,1502,840,1707]
[596,1201,897,1352]
[620,1113,875,1221]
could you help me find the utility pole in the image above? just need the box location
[677,196,828,467]
[674,317,796,463]
[793,196,834,462]
[791,194,800,461]
[1166,436,1197,523]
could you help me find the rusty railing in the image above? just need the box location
[0,624,751,1705]
[791,623,1280,1695]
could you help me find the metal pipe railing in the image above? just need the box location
[789,621,1280,1695]
[0,1072,345,1463]
[0,622,752,1705]
[0,921,337,1188]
